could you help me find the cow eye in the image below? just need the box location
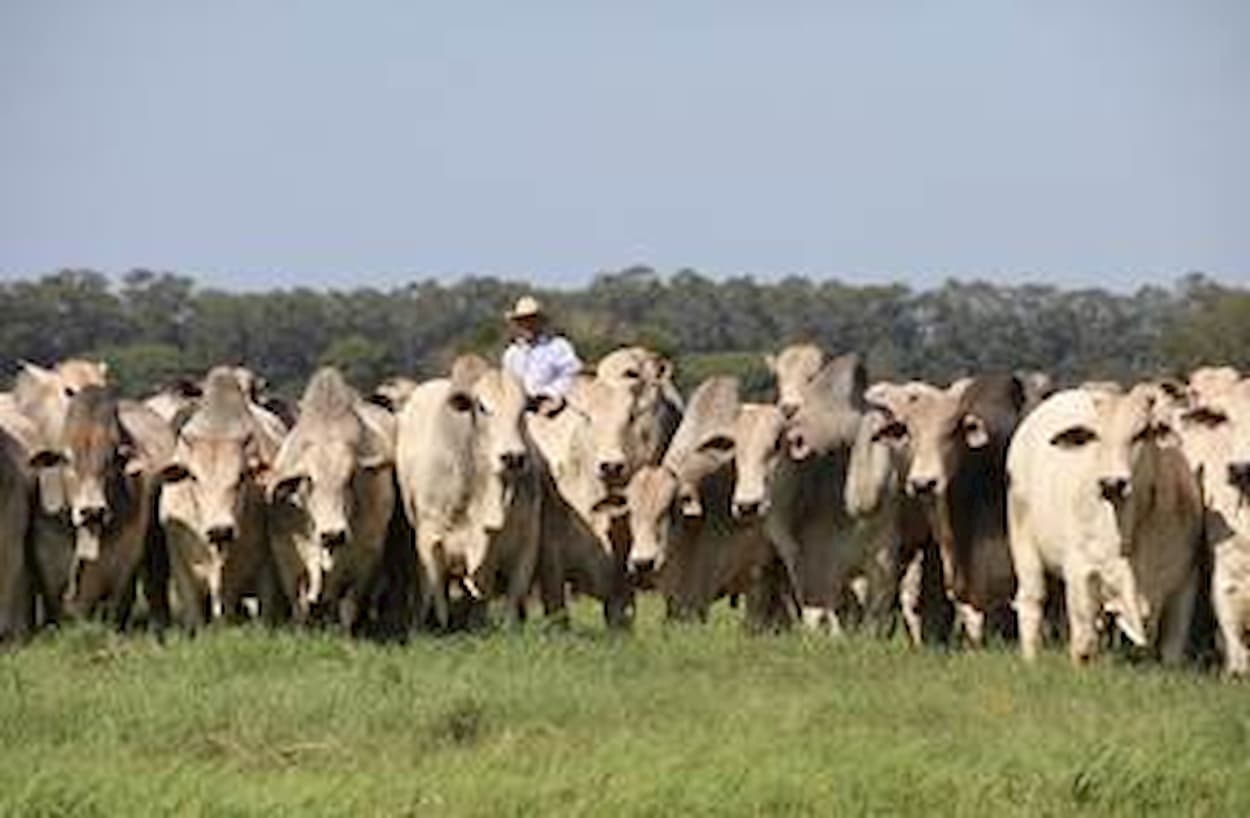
[1182,407,1227,427]
[1131,422,1171,444]
[622,368,640,379]
[1050,426,1097,448]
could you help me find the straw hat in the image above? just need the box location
[505,295,545,321]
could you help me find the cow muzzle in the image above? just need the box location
[597,459,627,485]
[498,450,528,474]
[72,504,110,529]
[732,499,767,520]
[206,524,238,547]
[1098,477,1131,503]
[320,528,348,551]
[907,477,939,498]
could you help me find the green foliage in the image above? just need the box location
[1161,277,1250,372]
[90,343,188,397]
[319,334,390,393]
[677,352,774,401]
[1,268,1247,394]
[0,599,1247,816]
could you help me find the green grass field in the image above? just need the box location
[1,598,1246,817]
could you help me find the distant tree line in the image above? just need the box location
[0,267,1246,400]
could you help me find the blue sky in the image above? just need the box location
[2,1,1247,290]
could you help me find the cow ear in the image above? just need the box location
[117,443,146,476]
[962,414,989,449]
[29,449,66,469]
[696,434,735,455]
[19,361,56,385]
[241,432,271,476]
[358,453,391,471]
[159,462,192,483]
[764,353,778,373]
[679,489,703,518]
[270,474,306,503]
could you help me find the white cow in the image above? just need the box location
[395,357,542,630]
[1008,385,1203,665]
[268,367,399,631]
[1177,367,1250,675]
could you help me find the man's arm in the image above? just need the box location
[537,337,582,399]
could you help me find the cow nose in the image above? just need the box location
[320,529,348,550]
[598,460,626,482]
[734,500,762,518]
[206,524,237,546]
[500,451,527,472]
[909,478,938,497]
[779,402,798,420]
[630,557,656,575]
[1099,477,1131,502]
[77,505,108,527]
[1228,462,1250,490]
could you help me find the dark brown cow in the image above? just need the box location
[904,374,1025,646]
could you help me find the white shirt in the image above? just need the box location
[502,334,582,398]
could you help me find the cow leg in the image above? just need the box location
[1158,567,1198,666]
[897,549,924,647]
[1013,562,1047,663]
[1212,550,1249,676]
[535,541,569,628]
[141,528,171,635]
[603,572,635,630]
[1065,566,1100,666]
[956,602,985,648]
[424,559,449,632]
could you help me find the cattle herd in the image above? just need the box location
[1,346,1249,677]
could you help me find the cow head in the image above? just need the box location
[845,403,911,518]
[569,378,636,493]
[781,353,865,461]
[160,368,272,552]
[13,358,109,449]
[729,405,787,520]
[27,386,144,592]
[625,465,680,575]
[905,376,1017,499]
[1177,368,1250,503]
[767,344,826,419]
[656,376,740,518]
[1091,384,1180,508]
[268,368,394,610]
[441,359,532,533]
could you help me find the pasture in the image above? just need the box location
[1,597,1246,817]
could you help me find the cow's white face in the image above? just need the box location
[1180,374,1250,515]
[767,344,825,419]
[273,439,360,548]
[731,406,787,520]
[903,390,967,498]
[163,431,264,549]
[475,370,530,479]
[625,465,679,574]
[575,379,636,492]
[1092,387,1179,506]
